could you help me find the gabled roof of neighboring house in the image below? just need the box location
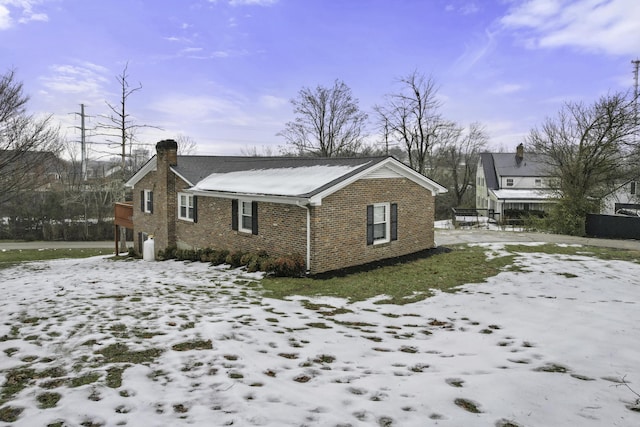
[126,155,447,206]
[480,152,550,189]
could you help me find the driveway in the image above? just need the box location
[435,228,640,251]
[1,231,639,251]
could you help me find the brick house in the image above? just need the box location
[125,139,447,274]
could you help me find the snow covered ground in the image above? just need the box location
[0,245,639,426]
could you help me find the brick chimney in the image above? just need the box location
[154,139,178,251]
[515,143,524,165]
[156,139,178,167]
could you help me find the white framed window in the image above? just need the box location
[372,203,390,244]
[143,190,153,213]
[535,178,542,188]
[506,178,514,187]
[178,193,194,221]
[239,200,253,233]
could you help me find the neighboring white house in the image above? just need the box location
[602,180,640,216]
[476,144,555,222]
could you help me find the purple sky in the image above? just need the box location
[2,0,639,159]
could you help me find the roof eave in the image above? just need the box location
[188,189,310,206]
[124,157,157,188]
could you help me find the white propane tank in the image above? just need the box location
[143,237,155,261]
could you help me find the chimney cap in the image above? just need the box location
[156,139,178,151]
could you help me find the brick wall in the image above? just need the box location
[308,177,435,274]
[174,197,307,258]
[132,171,163,252]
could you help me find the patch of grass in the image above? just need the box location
[534,363,569,373]
[70,372,101,387]
[305,322,332,329]
[171,339,213,351]
[95,343,162,364]
[1,368,36,402]
[36,392,61,409]
[262,246,515,304]
[446,378,465,387]
[454,398,482,413]
[106,366,127,388]
[0,248,109,269]
[3,347,19,357]
[503,243,640,263]
[557,272,578,278]
[0,405,23,422]
[261,244,640,304]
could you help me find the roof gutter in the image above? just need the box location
[188,189,310,206]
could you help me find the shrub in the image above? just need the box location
[241,251,270,272]
[155,246,305,277]
[127,247,140,258]
[209,249,229,265]
[225,251,246,268]
[265,254,306,277]
[157,246,177,260]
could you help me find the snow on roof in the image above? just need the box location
[192,164,367,197]
[491,188,555,200]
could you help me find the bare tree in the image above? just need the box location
[0,69,60,205]
[278,80,368,157]
[95,62,161,251]
[176,133,198,155]
[240,144,276,157]
[527,92,638,235]
[374,71,448,175]
[433,122,488,207]
[96,62,160,182]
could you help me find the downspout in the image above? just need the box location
[296,201,311,274]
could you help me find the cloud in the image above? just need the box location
[0,0,49,28]
[260,95,288,109]
[488,83,527,95]
[149,93,250,125]
[0,5,11,29]
[453,29,497,73]
[228,0,278,6]
[501,0,640,56]
[444,1,480,15]
[39,62,110,105]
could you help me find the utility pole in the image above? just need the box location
[632,59,639,124]
[80,103,87,183]
[73,104,89,184]
[73,104,91,239]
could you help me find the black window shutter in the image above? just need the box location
[251,201,258,235]
[632,181,637,195]
[366,205,374,245]
[192,196,198,223]
[390,203,398,241]
[231,199,238,231]
[140,190,144,212]
[149,191,154,213]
